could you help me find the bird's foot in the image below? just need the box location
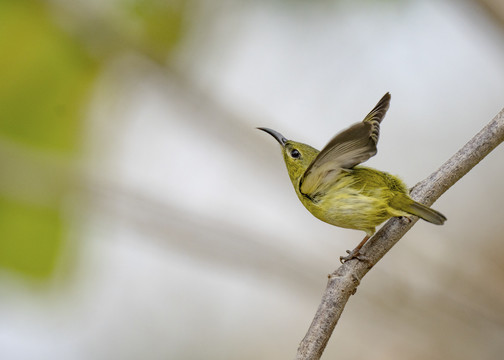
[400,216,413,223]
[340,235,371,263]
[340,249,369,263]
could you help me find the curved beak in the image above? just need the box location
[257,127,287,147]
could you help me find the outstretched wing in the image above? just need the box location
[300,92,391,196]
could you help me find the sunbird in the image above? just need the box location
[258,93,446,262]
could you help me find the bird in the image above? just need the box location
[258,92,446,262]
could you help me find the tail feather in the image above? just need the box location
[402,200,447,225]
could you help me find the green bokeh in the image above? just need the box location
[0,195,62,278]
[0,0,96,152]
[124,0,189,60]
[0,0,97,278]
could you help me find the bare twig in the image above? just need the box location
[295,107,504,360]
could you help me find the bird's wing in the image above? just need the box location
[300,92,391,196]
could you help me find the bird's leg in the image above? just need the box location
[340,235,370,263]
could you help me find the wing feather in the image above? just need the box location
[300,93,391,196]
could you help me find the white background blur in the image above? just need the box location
[1,0,504,359]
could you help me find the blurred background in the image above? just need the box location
[1,0,504,359]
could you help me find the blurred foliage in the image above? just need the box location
[0,0,97,279]
[0,0,96,151]
[122,0,189,60]
[0,0,189,280]
[0,194,62,278]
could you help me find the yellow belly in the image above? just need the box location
[299,184,408,236]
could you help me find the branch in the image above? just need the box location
[295,107,504,360]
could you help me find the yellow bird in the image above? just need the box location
[258,93,446,262]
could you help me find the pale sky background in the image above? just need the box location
[1,0,504,359]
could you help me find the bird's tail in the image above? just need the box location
[392,196,447,225]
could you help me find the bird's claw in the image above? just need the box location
[400,216,413,224]
[340,249,369,264]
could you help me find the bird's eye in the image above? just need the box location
[290,149,300,159]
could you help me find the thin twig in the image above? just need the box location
[295,107,504,360]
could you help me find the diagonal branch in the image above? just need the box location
[295,107,504,360]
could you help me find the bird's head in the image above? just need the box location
[257,127,319,185]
